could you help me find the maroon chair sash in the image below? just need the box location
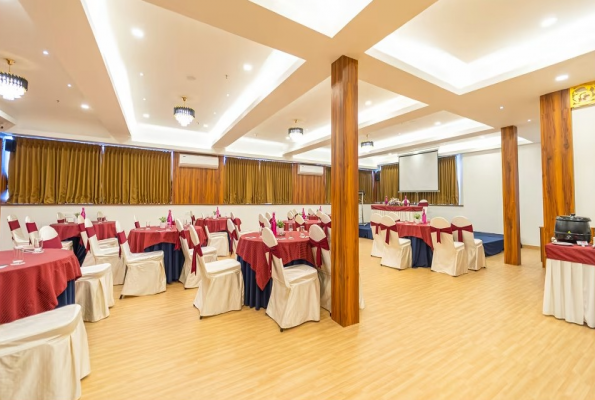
[116,231,127,256]
[191,215,196,224]
[370,221,380,235]
[191,241,204,275]
[134,221,141,229]
[77,223,86,246]
[451,224,474,242]
[233,218,242,231]
[229,229,238,241]
[430,226,453,243]
[309,237,329,267]
[264,245,283,275]
[85,226,97,251]
[56,219,66,223]
[380,223,399,245]
[25,222,38,233]
[44,236,62,249]
[321,221,331,236]
[418,201,429,207]
[173,230,186,251]
[259,221,265,228]
[7,220,20,231]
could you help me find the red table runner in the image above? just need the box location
[396,222,433,249]
[195,217,229,233]
[127,226,207,253]
[236,231,316,290]
[0,249,81,323]
[51,221,117,241]
[372,205,424,212]
[545,243,595,265]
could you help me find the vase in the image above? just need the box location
[277,227,284,236]
[159,222,166,229]
[414,219,420,224]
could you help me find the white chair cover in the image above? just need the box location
[227,218,240,255]
[379,215,412,270]
[115,221,166,297]
[370,213,385,258]
[38,225,74,251]
[287,210,294,220]
[258,214,271,228]
[294,214,305,226]
[451,216,486,271]
[265,212,272,221]
[205,225,229,257]
[85,218,125,284]
[192,247,243,318]
[262,228,320,330]
[319,213,332,243]
[0,305,91,400]
[57,211,66,222]
[97,211,105,221]
[78,215,118,251]
[7,214,29,246]
[176,220,217,288]
[430,217,468,276]
[387,212,400,221]
[307,208,315,216]
[76,263,113,322]
[25,216,40,243]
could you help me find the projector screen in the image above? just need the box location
[398,151,439,192]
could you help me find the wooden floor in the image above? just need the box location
[81,239,595,400]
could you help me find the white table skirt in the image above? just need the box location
[372,210,416,222]
[543,258,595,328]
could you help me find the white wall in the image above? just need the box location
[573,105,595,222]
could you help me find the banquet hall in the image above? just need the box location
[1,0,595,399]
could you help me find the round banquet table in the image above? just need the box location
[236,231,317,310]
[393,222,433,268]
[283,219,322,232]
[371,205,424,222]
[0,249,80,324]
[127,226,207,283]
[51,221,117,266]
[195,217,230,233]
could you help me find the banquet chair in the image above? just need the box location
[287,210,294,220]
[430,217,468,276]
[265,212,272,221]
[192,235,243,319]
[370,213,385,258]
[38,226,74,251]
[115,221,166,298]
[133,215,141,229]
[78,215,118,250]
[84,218,125,284]
[75,263,114,322]
[419,199,429,208]
[379,215,412,270]
[24,215,41,243]
[56,211,66,223]
[97,211,106,221]
[451,216,486,271]
[319,213,332,242]
[6,215,29,247]
[258,213,271,228]
[205,225,229,257]
[227,218,240,255]
[387,212,400,222]
[315,210,324,219]
[307,208,315,216]
[176,220,217,288]
[0,304,91,400]
[262,227,320,331]
[294,214,306,229]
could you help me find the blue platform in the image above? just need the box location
[474,232,504,256]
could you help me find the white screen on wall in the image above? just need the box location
[398,151,439,192]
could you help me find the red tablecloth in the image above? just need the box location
[283,220,322,231]
[545,243,595,265]
[127,226,206,253]
[51,221,116,241]
[0,249,81,323]
[236,231,316,290]
[396,222,433,249]
[372,205,424,212]
[195,217,229,233]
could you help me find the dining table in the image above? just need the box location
[371,221,434,268]
[194,217,230,233]
[51,220,117,265]
[236,230,317,310]
[127,225,207,283]
[283,219,322,231]
[371,205,424,222]
[0,248,80,324]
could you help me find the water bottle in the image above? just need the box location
[422,209,427,224]
[384,196,388,205]
[167,210,173,227]
[81,207,86,219]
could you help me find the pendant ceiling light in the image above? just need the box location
[0,59,28,101]
[361,134,374,151]
[288,119,303,141]
[174,96,195,127]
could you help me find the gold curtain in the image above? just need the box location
[224,157,260,204]
[325,166,331,204]
[359,170,374,203]
[8,138,101,204]
[258,160,293,204]
[379,156,459,205]
[101,146,171,204]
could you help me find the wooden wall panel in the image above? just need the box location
[501,126,521,265]
[172,153,225,204]
[292,164,325,205]
[540,90,575,266]
[331,55,359,327]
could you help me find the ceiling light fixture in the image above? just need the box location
[0,59,28,100]
[143,98,146,101]
[143,113,150,118]
[131,28,144,38]
[434,121,441,126]
[500,106,504,110]
[528,119,532,122]
[361,134,374,151]
[139,72,144,77]
[555,74,569,81]
[67,84,72,88]
[243,64,253,71]
[541,17,558,28]
[42,50,49,56]
[365,100,372,106]
[203,124,209,128]
[174,96,195,127]
[288,119,304,141]
[81,104,90,110]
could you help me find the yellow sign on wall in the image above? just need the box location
[570,81,595,108]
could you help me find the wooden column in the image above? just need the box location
[540,90,575,266]
[501,126,521,265]
[330,56,359,327]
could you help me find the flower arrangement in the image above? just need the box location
[413,213,421,220]
[159,217,167,223]
[74,212,80,218]
[276,220,285,235]
[276,220,285,228]
[388,198,402,206]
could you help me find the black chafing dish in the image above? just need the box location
[554,214,592,243]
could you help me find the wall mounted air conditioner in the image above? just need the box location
[298,164,324,176]
[179,154,219,169]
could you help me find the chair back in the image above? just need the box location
[307,208,315,216]
[188,225,209,282]
[451,216,476,247]
[25,216,40,242]
[380,215,402,248]
[39,226,64,249]
[204,226,217,242]
[387,212,399,221]
[315,210,323,219]
[77,215,89,248]
[262,228,290,288]
[418,199,429,207]
[309,225,331,276]
[188,225,200,247]
[230,212,235,220]
[430,217,456,250]
[227,218,238,253]
[7,215,29,245]
[175,219,192,260]
[265,212,272,220]
[85,218,102,256]
[294,214,305,225]
[115,220,132,258]
[287,210,294,220]
[56,212,66,222]
[258,214,271,228]
[97,211,105,220]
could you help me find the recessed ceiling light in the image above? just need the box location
[500,106,504,110]
[286,136,290,140]
[365,100,372,106]
[143,98,146,101]
[434,122,441,126]
[555,74,569,81]
[131,28,144,38]
[213,112,216,115]
[67,84,72,88]
[81,104,90,110]
[139,72,144,77]
[226,93,230,97]
[42,50,49,56]
[142,113,150,118]
[541,17,558,28]
[203,124,209,128]
[243,64,252,71]
[528,119,532,122]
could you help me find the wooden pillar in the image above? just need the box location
[501,126,521,265]
[330,55,359,327]
[540,90,575,266]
